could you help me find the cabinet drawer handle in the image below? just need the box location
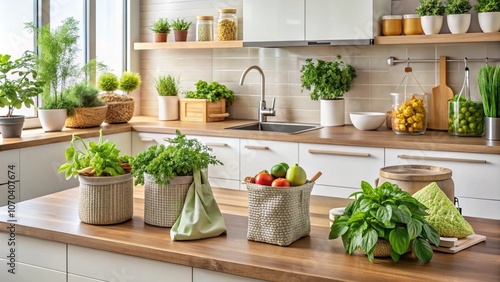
[245,145,270,150]
[397,155,487,164]
[308,149,370,157]
[140,138,155,142]
[205,143,228,147]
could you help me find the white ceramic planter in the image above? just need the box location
[320,99,344,127]
[158,96,179,121]
[421,15,444,35]
[38,109,67,132]
[478,12,500,33]
[447,14,471,34]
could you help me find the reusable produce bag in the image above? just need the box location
[170,170,227,240]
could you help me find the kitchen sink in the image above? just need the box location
[225,122,322,134]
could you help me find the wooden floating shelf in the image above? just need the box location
[134,40,243,50]
[375,32,500,45]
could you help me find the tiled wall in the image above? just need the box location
[138,0,500,124]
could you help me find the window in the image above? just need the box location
[96,0,125,75]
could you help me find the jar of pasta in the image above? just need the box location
[217,9,238,41]
[391,93,427,135]
[196,16,213,41]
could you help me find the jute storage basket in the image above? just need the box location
[246,182,314,246]
[78,173,133,225]
[65,105,108,128]
[144,173,193,227]
[104,100,134,124]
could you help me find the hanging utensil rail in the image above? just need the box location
[387,56,500,66]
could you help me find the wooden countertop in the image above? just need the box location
[2,116,500,154]
[0,187,499,281]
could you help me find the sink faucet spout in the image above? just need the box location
[239,65,276,123]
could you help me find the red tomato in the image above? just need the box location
[255,171,274,186]
[271,178,291,188]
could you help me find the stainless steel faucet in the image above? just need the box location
[239,65,276,123]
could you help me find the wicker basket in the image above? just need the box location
[65,106,108,128]
[78,173,133,225]
[246,182,314,246]
[144,173,193,227]
[104,100,134,124]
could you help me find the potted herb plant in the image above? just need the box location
[25,17,81,132]
[478,64,500,140]
[131,130,222,227]
[300,55,356,126]
[416,0,446,34]
[64,82,107,128]
[58,129,133,225]
[182,80,235,122]
[329,181,440,263]
[445,0,472,34]
[98,71,140,124]
[171,18,192,42]
[150,18,170,42]
[0,51,44,138]
[155,74,180,121]
[474,0,500,32]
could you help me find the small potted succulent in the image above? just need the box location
[155,74,180,121]
[171,18,192,42]
[416,0,446,34]
[131,130,222,227]
[329,181,440,263]
[150,18,170,42]
[474,0,500,32]
[300,55,356,126]
[445,0,472,34]
[98,71,141,124]
[0,51,44,138]
[182,80,235,122]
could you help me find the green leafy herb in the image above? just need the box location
[185,80,235,107]
[58,129,131,179]
[155,74,180,96]
[445,0,472,14]
[478,64,500,118]
[131,130,222,185]
[474,0,500,13]
[329,181,440,263]
[416,0,446,16]
[300,55,357,100]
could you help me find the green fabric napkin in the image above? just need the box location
[170,170,227,240]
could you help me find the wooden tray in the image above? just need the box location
[432,234,486,253]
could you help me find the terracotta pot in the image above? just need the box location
[174,30,188,42]
[154,33,167,42]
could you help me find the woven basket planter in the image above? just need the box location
[144,173,193,227]
[78,173,134,225]
[104,100,134,124]
[65,106,108,128]
[246,182,314,246]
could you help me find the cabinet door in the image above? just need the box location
[68,245,192,282]
[243,0,304,42]
[0,149,19,207]
[193,268,264,282]
[0,259,66,282]
[299,143,384,198]
[240,139,298,190]
[385,149,500,219]
[191,135,240,190]
[131,132,173,156]
[69,274,105,282]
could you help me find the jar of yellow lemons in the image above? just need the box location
[390,93,427,135]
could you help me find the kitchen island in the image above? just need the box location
[0,187,498,281]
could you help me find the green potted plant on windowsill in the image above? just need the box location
[329,181,440,263]
[182,80,235,122]
[0,51,44,138]
[445,0,472,34]
[131,130,222,227]
[150,18,171,42]
[63,82,107,128]
[300,55,356,126]
[171,18,192,42]
[416,0,446,34]
[474,0,500,32]
[155,74,180,120]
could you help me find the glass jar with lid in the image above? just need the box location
[382,15,403,36]
[217,8,238,41]
[196,16,214,41]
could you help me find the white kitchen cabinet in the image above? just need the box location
[19,132,131,202]
[240,139,298,190]
[68,274,106,282]
[193,268,264,282]
[68,245,192,282]
[299,143,385,198]
[131,132,171,156]
[385,148,500,219]
[0,149,19,207]
[0,260,66,282]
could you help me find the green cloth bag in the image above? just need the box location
[170,170,227,240]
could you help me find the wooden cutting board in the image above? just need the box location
[428,56,454,130]
[432,234,486,253]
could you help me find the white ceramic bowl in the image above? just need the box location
[349,112,386,131]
